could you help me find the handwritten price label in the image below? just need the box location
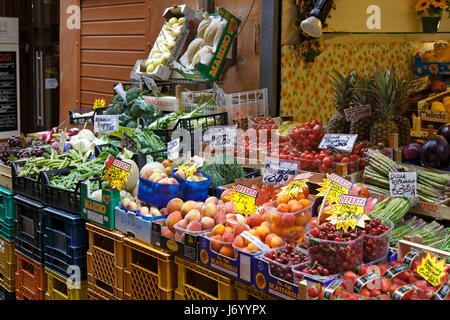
[204,126,237,149]
[94,115,119,133]
[326,195,370,232]
[282,172,311,200]
[319,134,358,153]
[102,155,132,190]
[176,160,198,178]
[389,172,417,199]
[262,158,299,185]
[167,138,180,161]
[226,185,258,217]
[417,251,448,287]
[93,98,106,110]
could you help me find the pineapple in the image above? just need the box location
[395,115,411,147]
[369,65,407,145]
[325,70,355,134]
[351,75,374,142]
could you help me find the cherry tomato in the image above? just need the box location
[323,156,334,167]
[341,156,351,163]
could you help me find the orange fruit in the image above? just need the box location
[277,203,289,213]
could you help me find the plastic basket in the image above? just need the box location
[296,157,361,175]
[363,216,394,264]
[0,284,15,300]
[14,250,47,300]
[11,161,43,203]
[0,186,15,228]
[261,247,309,284]
[137,176,180,208]
[69,108,105,126]
[45,267,88,300]
[123,237,177,300]
[0,235,16,292]
[14,195,46,264]
[43,207,88,280]
[86,222,125,300]
[174,220,213,243]
[172,170,211,202]
[174,256,236,300]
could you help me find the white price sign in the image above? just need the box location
[319,134,358,153]
[205,126,237,149]
[167,138,180,161]
[94,115,119,133]
[114,83,127,101]
[389,172,417,199]
[262,158,299,185]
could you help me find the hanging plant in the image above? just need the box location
[293,0,336,64]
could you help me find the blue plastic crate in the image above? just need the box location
[14,195,45,263]
[44,253,87,281]
[43,207,88,279]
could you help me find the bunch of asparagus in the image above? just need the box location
[371,196,412,224]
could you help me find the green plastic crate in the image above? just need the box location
[0,221,14,241]
[80,181,120,230]
[0,187,15,240]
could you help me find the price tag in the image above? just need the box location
[102,155,132,190]
[59,129,67,153]
[225,184,258,217]
[407,76,429,96]
[205,126,237,149]
[142,75,161,94]
[416,251,448,287]
[282,172,311,200]
[319,134,358,153]
[176,160,198,178]
[392,284,419,300]
[389,172,417,199]
[262,158,298,185]
[344,105,372,122]
[325,194,371,232]
[240,231,271,253]
[167,138,180,161]
[122,131,141,153]
[93,98,106,110]
[114,83,127,102]
[94,115,119,133]
[317,173,354,204]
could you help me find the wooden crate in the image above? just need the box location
[0,164,12,190]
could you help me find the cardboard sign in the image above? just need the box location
[262,158,298,185]
[416,251,448,287]
[325,195,370,232]
[318,173,354,204]
[204,126,237,149]
[282,172,312,200]
[407,76,429,96]
[319,134,358,153]
[226,184,258,217]
[94,115,119,133]
[176,160,198,178]
[93,98,106,110]
[344,105,372,122]
[114,83,127,101]
[122,131,141,153]
[167,138,180,161]
[389,172,417,199]
[102,155,132,190]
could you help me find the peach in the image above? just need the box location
[268,212,281,225]
[176,218,188,230]
[222,231,235,243]
[277,203,289,213]
[233,223,248,236]
[246,243,260,252]
[181,201,196,217]
[202,202,217,218]
[294,214,306,226]
[224,227,234,234]
[270,235,283,248]
[160,208,168,216]
[205,196,218,205]
[226,213,237,221]
[265,233,276,246]
[219,245,235,258]
[194,201,205,212]
[128,201,138,211]
[256,225,270,242]
[247,214,263,228]
[200,216,215,230]
[214,212,226,225]
[220,189,233,203]
[139,207,150,217]
[122,198,130,208]
[210,235,223,252]
[167,211,183,232]
[282,213,295,227]
[161,226,175,239]
[277,193,289,205]
[224,201,237,214]
[187,220,202,232]
[212,224,225,236]
[167,198,184,214]
[233,235,246,249]
[185,209,201,223]
[235,214,246,225]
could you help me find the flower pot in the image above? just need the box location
[421,17,441,33]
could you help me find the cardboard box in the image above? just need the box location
[137,5,199,81]
[415,55,450,76]
[0,163,12,190]
[173,8,241,82]
[198,234,262,285]
[151,219,200,261]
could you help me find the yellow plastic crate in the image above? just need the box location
[123,237,176,300]
[45,268,88,300]
[234,280,278,300]
[174,256,236,300]
[0,236,16,292]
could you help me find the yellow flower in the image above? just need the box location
[301,114,307,123]
[302,82,307,90]
[287,69,294,80]
[287,100,294,111]
[313,88,320,98]
[431,0,445,7]
[321,75,329,87]
[415,0,430,12]
[281,89,288,100]
[293,80,301,91]
[312,109,319,119]
[282,55,290,66]
[306,98,311,107]
[429,64,439,74]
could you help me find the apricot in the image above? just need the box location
[287,200,299,210]
[268,211,281,225]
[299,199,311,208]
[233,235,246,249]
[265,233,276,246]
[247,214,263,228]
[181,201,196,217]
[212,224,226,236]
[296,192,306,200]
[294,214,306,226]
[233,223,248,237]
[277,193,289,205]
[290,204,304,213]
[261,221,271,229]
[186,221,201,232]
[249,228,258,237]
[200,217,215,230]
[224,227,234,235]
[256,225,270,242]
[270,235,284,248]
[304,210,312,223]
[281,213,295,228]
[210,235,223,252]
[219,245,235,258]
[271,224,283,236]
[167,198,183,214]
[293,225,305,238]
[280,227,293,239]
[277,203,289,213]
[167,211,183,232]
[246,243,260,252]
[161,226,175,239]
